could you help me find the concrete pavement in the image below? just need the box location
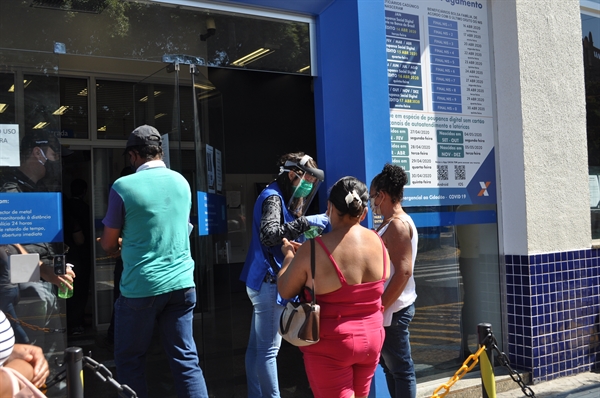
[496,370,600,398]
[416,369,600,398]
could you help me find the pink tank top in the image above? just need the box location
[314,233,387,320]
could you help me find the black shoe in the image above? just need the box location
[69,326,85,335]
[96,336,114,351]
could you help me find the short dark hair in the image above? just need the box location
[370,164,408,203]
[127,144,163,160]
[329,176,368,218]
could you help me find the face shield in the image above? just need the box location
[280,155,325,217]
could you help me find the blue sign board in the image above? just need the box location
[0,193,63,244]
[196,191,227,236]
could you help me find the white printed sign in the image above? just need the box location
[0,124,20,167]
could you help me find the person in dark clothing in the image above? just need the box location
[0,131,75,344]
[64,179,92,335]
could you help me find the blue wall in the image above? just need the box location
[313,0,390,216]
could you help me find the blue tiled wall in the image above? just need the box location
[505,249,600,382]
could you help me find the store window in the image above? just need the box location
[582,1,600,238]
[0,73,15,124]
[58,77,89,139]
[0,0,311,75]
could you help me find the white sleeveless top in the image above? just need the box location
[378,214,418,326]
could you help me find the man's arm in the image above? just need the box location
[100,227,122,257]
[99,186,124,257]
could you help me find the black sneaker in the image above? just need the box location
[70,326,85,335]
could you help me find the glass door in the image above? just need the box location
[0,49,70,396]
[93,60,233,394]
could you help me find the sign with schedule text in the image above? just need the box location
[385,0,496,206]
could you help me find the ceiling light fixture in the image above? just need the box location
[155,113,167,119]
[8,80,31,92]
[52,105,70,115]
[197,92,219,102]
[231,48,274,67]
[0,104,7,113]
[139,91,163,102]
[97,126,107,132]
[33,122,49,129]
[297,66,310,73]
[194,83,215,91]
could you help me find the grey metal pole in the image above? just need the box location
[65,346,84,398]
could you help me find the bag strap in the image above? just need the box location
[13,244,28,254]
[310,239,316,305]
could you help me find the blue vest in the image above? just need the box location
[240,182,295,293]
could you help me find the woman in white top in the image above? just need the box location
[0,310,49,397]
[369,164,418,398]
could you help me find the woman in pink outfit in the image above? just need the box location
[278,176,390,398]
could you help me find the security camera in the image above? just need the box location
[200,18,216,41]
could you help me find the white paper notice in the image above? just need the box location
[0,124,20,167]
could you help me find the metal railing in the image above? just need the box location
[431,323,536,398]
[44,347,137,398]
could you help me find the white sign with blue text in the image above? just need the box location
[385,0,496,206]
[0,193,63,244]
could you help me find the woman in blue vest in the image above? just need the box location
[240,152,326,398]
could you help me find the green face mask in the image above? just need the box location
[293,179,313,198]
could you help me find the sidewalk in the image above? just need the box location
[416,369,600,398]
[496,370,600,398]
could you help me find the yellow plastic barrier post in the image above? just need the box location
[478,323,496,398]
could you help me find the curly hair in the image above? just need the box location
[370,163,408,203]
[329,176,368,218]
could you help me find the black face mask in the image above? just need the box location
[39,148,60,179]
[43,159,60,178]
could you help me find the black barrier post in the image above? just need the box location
[65,347,84,398]
[477,323,496,398]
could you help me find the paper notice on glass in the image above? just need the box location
[0,124,20,166]
[589,175,600,208]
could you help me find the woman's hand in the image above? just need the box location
[281,238,301,257]
[8,344,50,387]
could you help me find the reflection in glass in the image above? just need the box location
[582,11,600,238]
[58,77,89,139]
[405,204,501,377]
[24,74,60,135]
[0,0,311,75]
[96,80,136,140]
[0,73,15,124]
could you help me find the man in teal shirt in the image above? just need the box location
[100,125,208,398]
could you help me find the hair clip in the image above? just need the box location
[345,190,360,205]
